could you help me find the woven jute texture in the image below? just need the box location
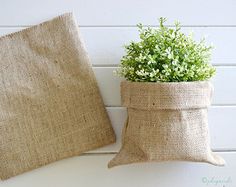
[0,13,115,180]
[108,81,225,168]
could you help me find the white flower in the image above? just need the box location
[136,69,149,77]
[162,64,168,69]
[172,60,178,65]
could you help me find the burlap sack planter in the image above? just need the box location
[108,81,225,168]
[0,13,115,180]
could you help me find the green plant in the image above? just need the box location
[116,18,216,82]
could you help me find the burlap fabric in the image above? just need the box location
[108,81,225,167]
[0,13,115,180]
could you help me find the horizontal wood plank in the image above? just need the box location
[81,27,236,65]
[93,67,236,106]
[0,153,235,187]
[0,0,236,26]
[90,106,236,153]
[0,27,236,65]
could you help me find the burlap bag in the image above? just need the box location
[108,81,225,167]
[0,13,115,180]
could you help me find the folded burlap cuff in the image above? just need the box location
[108,81,225,168]
[0,13,115,180]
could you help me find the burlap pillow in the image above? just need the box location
[0,13,115,180]
[108,81,225,168]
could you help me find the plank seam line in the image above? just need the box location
[1,25,236,28]
[92,65,236,68]
[105,104,236,107]
[83,150,236,156]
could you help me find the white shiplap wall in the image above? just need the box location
[0,0,236,186]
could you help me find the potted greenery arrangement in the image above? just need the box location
[108,18,225,167]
